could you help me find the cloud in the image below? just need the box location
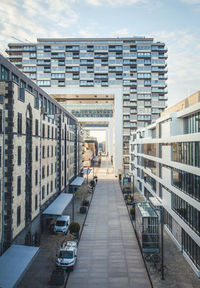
[179,0,200,4]
[0,0,79,54]
[151,30,200,106]
[110,28,132,37]
[86,0,147,7]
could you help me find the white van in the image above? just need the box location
[54,215,70,234]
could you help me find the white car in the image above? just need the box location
[56,241,77,270]
[54,215,70,234]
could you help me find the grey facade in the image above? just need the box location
[6,37,168,173]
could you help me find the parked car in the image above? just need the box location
[54,215,70,234]
[56,241,77,270]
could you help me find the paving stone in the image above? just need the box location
[67,158,151,288]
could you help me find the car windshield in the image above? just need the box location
[56,221,66,227]
[59,251,73,259]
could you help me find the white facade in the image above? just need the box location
[130,96,200,277]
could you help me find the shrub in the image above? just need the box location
[90,180,95,187]
[80,206,87,214]
[130,208,135,215]
[69,222,80,234]
[82,199,89,206]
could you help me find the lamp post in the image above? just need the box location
[160,206,164,280]
[92,159,94,179]
[72,185,75,223]
[87,168,89,184]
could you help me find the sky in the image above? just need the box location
[90,130,106,142]
[0,0,200,107]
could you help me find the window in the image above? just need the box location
[51,145,53,157]
[34,90,39,109]
[52,127,54,139]
[0,146,1,167]
[47,165,49,176]
[35,146,38,161]
[18,146,21,165]
[17,176,21,196]
[172,193,200,236]
[47,146,49,157]
[47,126,50,138]
[17,206,21,226]
[51,163,53,175]
[171,142,200,168]
[51,180,53,192]
[35,195,38,210]
[42,124,45,137]
[172,168,200,201]
[47,183,49,195]
[19,80,26,101]
[182,230,200,270]
[35,119,39,136]
[42,146,45,159]
[42,186,45,199]
[17,113,22,135]
[42,166,45,179]
[1,65,9,80]
[35,170,38,185]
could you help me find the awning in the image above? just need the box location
[82,168,92,174]
[42,193,73,216]
[70,176,85,187]
[149,197,162,207]
[0,245,39,288]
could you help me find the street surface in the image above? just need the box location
[67,157,151,288]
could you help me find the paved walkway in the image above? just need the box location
[67,157,151,288]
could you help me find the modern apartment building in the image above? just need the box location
[130,91,200,277]
[0,54,82,253]
[6,37,168,174]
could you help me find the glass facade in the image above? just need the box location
[184,112,200,134]
[144,172,156,192]
[144,158,157,175]
[182,229,200,270]
[143,143,157,157]
[172,168,200,201]
[172,193,200,236]
[172,142,200,168]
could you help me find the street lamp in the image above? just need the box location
[71,185,75,223]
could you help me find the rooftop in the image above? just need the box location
[161,90,200,117]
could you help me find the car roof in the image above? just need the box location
[56,215,70,221]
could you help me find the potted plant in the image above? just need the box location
[130,208,135,220]
[69,222,80,238]
[82,199,89,206]
[79,206,87,214]
[90,180,95,188]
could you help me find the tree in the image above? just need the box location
[75,183,90,202]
